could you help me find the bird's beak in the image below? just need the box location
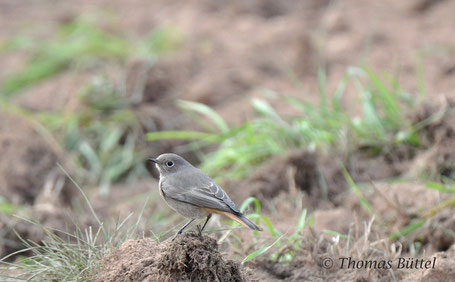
[147,158,157,163]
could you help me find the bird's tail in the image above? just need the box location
[224,212,263,231]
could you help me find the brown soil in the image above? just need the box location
[12,72,89,112]
[365,182,444,233]
[226,148,409,211]
[403,244,455,282]
[343,180,455,255]
[1,0,455,280]
[422,209,455,253]
[4,0,455,124]
[251,227,408,281]
[226,150,341,208]
[0,112,74,205]
[97,232,455,282]
[96,232,246,282]
[127,0,455,126]
[0,205,75,260]
[312,208,353,234]
[0,112,79,258]
[407,98,455,180]
[227,98,455,214]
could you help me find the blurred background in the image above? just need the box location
[1,0,455,280]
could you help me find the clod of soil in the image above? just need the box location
[96,232,246,282]
[403,244,455,282]
[422,210,455,252]
[252,229,407,281]
[344,181,455,254]
[227,150,346,209]
[408,98,455,179]
[348,150,407,182]
[0,205,75,259]
[413,0,447,13]
[312,208,353,234]
[363,182,447,233]
[0,112,74,205]
[227,149,404,210]
[0,112,77,258]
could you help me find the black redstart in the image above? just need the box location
[148,153,262,239]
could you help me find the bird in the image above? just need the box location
[148,153,262,240]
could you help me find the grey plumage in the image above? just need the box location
[161,167,241,214]
[148,153,262,239]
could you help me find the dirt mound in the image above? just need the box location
[312,208,353,234]
[227,149,407,210]
[0,112,74,205]
[0,179,91,260]
[0,205,75,260]
[252,227,407,281]
[422,209,455,253]
[365,182,444,231]
[344,181,455,254]
[250,219,455,282]
[413,98,455,147]
[0,112,77,258]
[348,150,408,183]
[407,98,455,180]
[226,99,455,211]
[226,150,344,208]
[96,232,245,282]
[12,72,88,112]
[403,244,455,282]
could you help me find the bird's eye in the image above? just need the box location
[166,161,174,167]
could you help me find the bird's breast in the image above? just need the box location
[158,177,165,199]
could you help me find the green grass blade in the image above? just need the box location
[239,197,261,214]
[389,219,426,241]
[426,182,455,194]
[296,209,307,231]
[317,67,327,113]
[416,55,426,98]
[251,98,287,126]
[341,165,373,215]
[365,69,401,128]
[323,229,348,239]
[261,215,277,237]
[146,130,219,142]
[177,100,229,133]
[241,234,284,265]
[0,196,13,215]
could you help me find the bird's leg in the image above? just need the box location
[197,225,202,237]
[197,214,213,237]
[172,218,195,241]
[200,214,212,233]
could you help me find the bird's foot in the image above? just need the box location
[197,225,203,237]
[171,231,182,241]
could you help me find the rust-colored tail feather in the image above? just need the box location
[203,207,263,231]
[222,211,263,231]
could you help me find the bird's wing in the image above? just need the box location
[161,172,241,214]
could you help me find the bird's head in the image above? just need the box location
[147,153,192,176]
